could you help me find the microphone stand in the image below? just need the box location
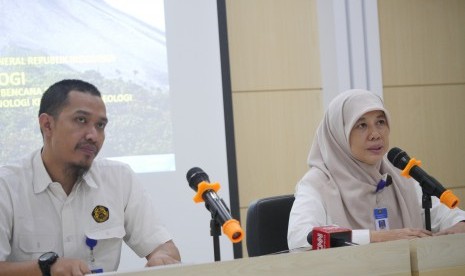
[210,217,221,261]
[421,190,432,231]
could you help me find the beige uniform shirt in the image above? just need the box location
[0,150,172,272]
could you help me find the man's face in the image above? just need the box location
[45,90,107,170]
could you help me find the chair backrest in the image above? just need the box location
[246,194,295,257]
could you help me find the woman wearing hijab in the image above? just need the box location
[287,89,465,249]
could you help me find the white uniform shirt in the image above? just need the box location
[287,171,465,250]
[0,150,172,272]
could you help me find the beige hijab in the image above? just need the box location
[308,89,423,230]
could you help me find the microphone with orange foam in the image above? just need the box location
[186,167,244,243]
[387,147,459,208]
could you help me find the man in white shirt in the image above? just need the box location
[0,79,180,275]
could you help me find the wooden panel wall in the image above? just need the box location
[225,0,465,256]
[378,0,465,198]
[225,0,322,255]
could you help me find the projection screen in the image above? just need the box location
[0,0,241,271]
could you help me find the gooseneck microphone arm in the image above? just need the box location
[187,168,222,261]
[387,147,460,231]
[186,167,244,262]
[388,147,433,230]
[423,194,432,231]
[210,217,221,262]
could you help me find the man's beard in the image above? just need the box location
[70,143,99,178]
[64,162,90,180]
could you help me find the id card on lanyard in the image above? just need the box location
[86,237,103,273]
[374,208,390,230]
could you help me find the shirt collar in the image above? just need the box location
[82,170,98,189]
[32,149,98,193]
[32,149,53,194]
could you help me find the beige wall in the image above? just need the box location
[226,0,465,256]
[226,0,322,255]
[378,0,465,198]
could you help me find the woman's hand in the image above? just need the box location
[434,221,465,236]
[370,228,432,243]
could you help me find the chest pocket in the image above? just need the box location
[85,225,126,240]
[19,234,56,257]
[84,225,126,272]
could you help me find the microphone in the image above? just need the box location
[387,147,459,209]
[307,225,357,250]
[186,167,244,243]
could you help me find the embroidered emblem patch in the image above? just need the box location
[92,205,109,223]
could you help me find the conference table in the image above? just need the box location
[98,233,465,276]
[409,233,465,275]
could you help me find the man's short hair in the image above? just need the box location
[38,79,102,118]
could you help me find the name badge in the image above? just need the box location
[374,208,389,231]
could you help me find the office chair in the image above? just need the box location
[246,194,295,257]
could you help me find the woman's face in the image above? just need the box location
[349,110,389,165]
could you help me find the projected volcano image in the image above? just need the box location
[0,0,174,172]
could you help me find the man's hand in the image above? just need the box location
[370,228,432,243]
[434,221,465,236]
[51,258,90,276]
[145,240,181,267]
[0,257,90,276]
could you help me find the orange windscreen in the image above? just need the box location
[440,190,459,209]
[222,219,244,243]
